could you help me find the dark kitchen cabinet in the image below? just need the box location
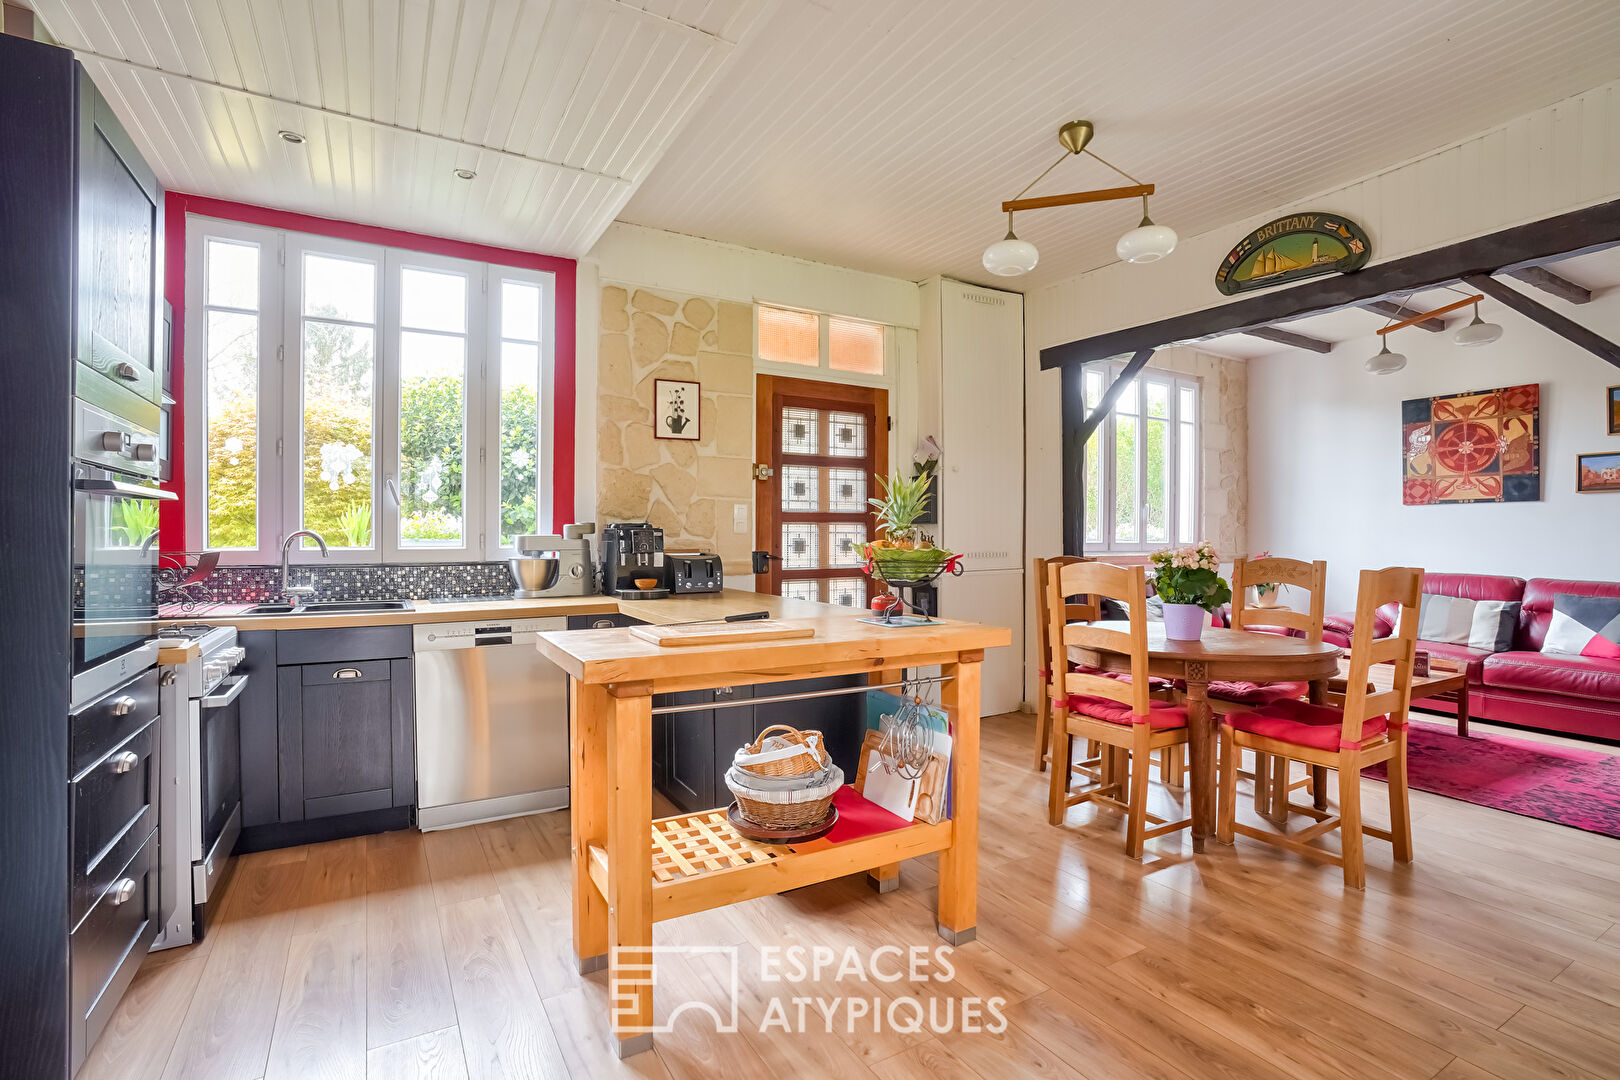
[651,676,865,812]
[236,631,281,828]
[277,657,415,822]
[75,66,164,406]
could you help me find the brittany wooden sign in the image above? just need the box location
[1215,211,1371,295]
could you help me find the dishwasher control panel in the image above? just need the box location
[414,617,567,648]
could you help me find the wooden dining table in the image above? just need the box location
[1069,623,1343,851]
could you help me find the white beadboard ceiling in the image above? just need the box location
[620,0,1620,289]
[29,0,774,257]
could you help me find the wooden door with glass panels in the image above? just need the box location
[755,375,888,607]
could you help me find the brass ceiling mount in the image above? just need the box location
[1057,119,1094,155]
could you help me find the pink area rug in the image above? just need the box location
[1363,719,1620,839]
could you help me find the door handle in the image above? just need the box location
[332,667,363,680]
[108,751,140,774]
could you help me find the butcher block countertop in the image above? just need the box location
[537,598,1011,686]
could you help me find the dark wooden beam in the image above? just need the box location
[1040,198,1620,370]
[1361,300,1449,332]
[1463,274,1620,370]
[1242,326,1333,354]
[1064,349,1154,554]
[1507,265,1592,305]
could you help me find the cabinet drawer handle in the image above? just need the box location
[108,878,137,905]
[592,618,614,629]
[110,696,137,716]
[113,361,139,381]
[332,667,363,680]
[108,751,140,774]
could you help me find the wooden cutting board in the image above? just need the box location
[629,619,816,647]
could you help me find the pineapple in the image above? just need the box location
[868,470,931,548]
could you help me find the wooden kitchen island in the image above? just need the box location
[537,607,1009,1057]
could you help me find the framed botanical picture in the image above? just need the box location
[654,379,700,440]
[1577,451,1620,493]
[1608,384,1619,435]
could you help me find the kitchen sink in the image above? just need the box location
[238,600,413,615]
[298,600,414,613]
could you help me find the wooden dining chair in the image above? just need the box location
[1047,561,1192,858]
[1210,556,1327,811]
[1034,556,1184,787]
[1217,566,1421,888]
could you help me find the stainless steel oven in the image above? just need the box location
[153,625,246,948]
[72,397,173,706]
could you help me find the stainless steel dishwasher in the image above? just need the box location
[412,618,569,830]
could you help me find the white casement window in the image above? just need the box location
[1080,364,1201,553]
[185,219,554,563]
[755,304,891,386]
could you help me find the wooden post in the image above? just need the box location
[607,687,654,1057]
[570,680,609,972]
[936,656,980,944]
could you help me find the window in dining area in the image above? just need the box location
[1081,365,1200,552]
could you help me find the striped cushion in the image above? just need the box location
[1399,594,1518,652]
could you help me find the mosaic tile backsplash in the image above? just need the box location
[169,562,522,604]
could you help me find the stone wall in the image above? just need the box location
[596,284,757,575]
[1151,347,1249,558]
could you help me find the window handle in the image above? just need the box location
[385,477,401,506]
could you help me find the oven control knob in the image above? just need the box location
[100,431,129,452]
[131,442,157,462]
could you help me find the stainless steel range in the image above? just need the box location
[152,624,246,948]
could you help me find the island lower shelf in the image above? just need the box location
[585,808,954,922]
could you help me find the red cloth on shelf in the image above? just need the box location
[813,786,914,847]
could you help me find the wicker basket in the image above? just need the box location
[733,724,829,779]
[726,761,843,828]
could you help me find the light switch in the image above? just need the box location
[733,503,749,533]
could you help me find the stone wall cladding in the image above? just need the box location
[597,283,756,575]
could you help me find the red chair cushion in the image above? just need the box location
[1481,651,1620,703]
[1207,680,1309,705]
[1076,665,1176,693]
[1066,695,1188,729]
[1224,698,1389,751]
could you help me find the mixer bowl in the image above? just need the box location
[509,556,561,597]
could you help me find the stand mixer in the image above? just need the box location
[510,522,595,597]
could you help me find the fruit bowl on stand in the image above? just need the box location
[862,544,962,626]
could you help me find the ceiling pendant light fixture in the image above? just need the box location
[983,119,1171,277]
[982,212,1040,275]
[1365,337,1407,375]
[1115,194,1178,263]
[1452,301,1503,347]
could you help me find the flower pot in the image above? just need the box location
[1161,602,1206,641]
[1252,586,1282,609]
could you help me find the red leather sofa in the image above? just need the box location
[1323,573,1620,741]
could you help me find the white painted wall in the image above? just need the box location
[1249,291,1620,612]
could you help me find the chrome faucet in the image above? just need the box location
[281,530,328,602]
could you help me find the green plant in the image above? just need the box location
[112,498,161,546]
[336,499,372,547]
[867,470,933,547]
[1150,541,1232,612]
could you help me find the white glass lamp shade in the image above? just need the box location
[1116,221,1178,263]
[1365,339,1407,375]
[1453,310,1503,347]
[983,233,1038,276]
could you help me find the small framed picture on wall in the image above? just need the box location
[1608,384,1619,435]
[655,379,701,440]
[1577,451,1620,493]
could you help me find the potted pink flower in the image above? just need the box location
[1250,549,1282,608]
[1149,542,1232,641]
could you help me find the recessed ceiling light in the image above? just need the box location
[453,168,476,180]
[278,130,305,144]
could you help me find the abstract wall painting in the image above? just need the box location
[1402,383,1540,505]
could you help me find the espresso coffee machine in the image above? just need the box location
[600,522,670,599]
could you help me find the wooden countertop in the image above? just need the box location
[157,588,845,633]
[537,595,1010,686]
